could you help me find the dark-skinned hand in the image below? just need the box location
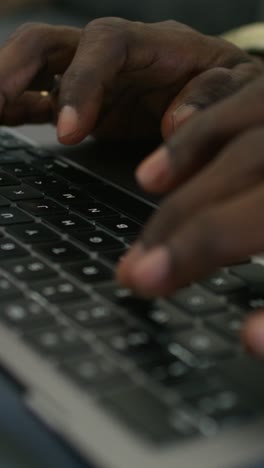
[0,18,263,142]
[117,76,264,360]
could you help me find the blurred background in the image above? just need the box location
[0,0,264,39]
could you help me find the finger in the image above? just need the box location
[56,18,132,145]
[161,63,261,138]
[0,91,55,125]
[133,128,264,251]
[242,311,264,359]
[0,23,80,109]
[117,182,264,297]
[137,76,264,194]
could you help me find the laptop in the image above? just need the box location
[0,125,263,468]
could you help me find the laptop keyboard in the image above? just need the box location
[0,128,263,445]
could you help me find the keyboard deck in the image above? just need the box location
[0,128,263,446]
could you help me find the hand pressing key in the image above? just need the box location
[117,76,264,360]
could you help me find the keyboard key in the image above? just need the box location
[49,189,92,206]
[0,207,32,225]
[24,176,68,193]
[103,386,177,442]
[171,285,227,316]
[0,184,43,201]
[0,238,28,261]
[201,271,246,294]
[25,325,91,358]
[7,223,59,244]
[18,199,68,217]
[73,202,117,219]
[153,354,225,398]
[83,184,154,223]
[206,312,244,341]
[30,279,87,304]
[94,283,150,311]
[97,216,142,236]
[0,195,10,207]
[3,163,42,177]
[173,328,233,358]
[34,241,86,263]
[72,231,123,251]
[175,372,226,401]
[101,327,163,364]
[65,260,113,284]
[135,302,192,336]
[31,159,58,172]
[0,276,21,298]
[189,390,253,424]
[230,263,264,287]
[0,300,56,331]
[61,355,130,394]
[230,290,264,312]
[0,171,21,186]
[63,301,123,329]
[44,214,94,233]
[4,257,57,282]
[142,357,194,389]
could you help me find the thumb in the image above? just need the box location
[161,67,247,139]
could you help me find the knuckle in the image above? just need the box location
[82,17,129,65]
[8,22,53,55]
[12,22,48,40]
[185,69,237,110]
[85,17,128,35]
[12,22,40,35]
[162,20,178,28]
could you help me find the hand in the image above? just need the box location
[0,19,263,143]
[116,76,264,358]
[0,23,81,126]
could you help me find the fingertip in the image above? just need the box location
[135,147,172,193]
[242,311,264,358]
[57,105,80,144]
[117,246,171,297]
[116,243,144,285]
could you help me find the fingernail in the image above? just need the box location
[173,104,197,129]
[136,147,170,189]
[57,105,79,140]
[130,247,170,292]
